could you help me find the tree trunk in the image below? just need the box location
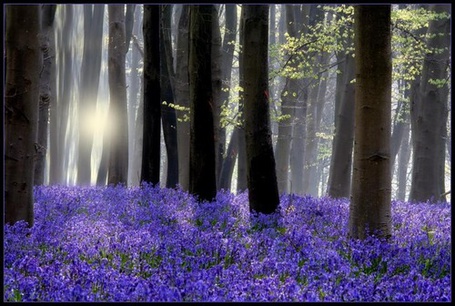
[5,5,41,226]
[275,5,299,195]
[219,128,239,191]
[175,5,191,191]
[211,5,224,187]
[77,4,104,185]
[397,122,411,201]
[128,5,142,186]
[327,40,355,198]
[50,5,74,185]
[349,5,392,240]
[217,4,238,189]
[141,5,161,185]
[34,4,56,186]
[243,5,279,214]
[160,5,179,188]
[188,5,217,202]
[108,5,129,185]
[409,5,450,203]
[237,6,247,193]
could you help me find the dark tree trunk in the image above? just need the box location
[409,5,450,203]
[175,5,191,191]
[77,4,104,185]
[327,38,355,198]
[237,6,247,193]
[188,5,217,202]
[243,5,279,214]
[211,5,224,187]
[141,5,161,185]
[5,5,41,226]
[34,4,56,186]
[160,5,179,188]
[108,5,129,185]
[349,5,392,240]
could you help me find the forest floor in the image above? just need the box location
[3,184,451,302]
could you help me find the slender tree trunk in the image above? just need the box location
[108,5,129,185]
[34,5,56,186]
[243,5,279,213]
[5,5,41,226]
[288,5,310,195]
[237,6,247,193]
[397,122,411,201]
[327,43,355,198]
[160,5,179,188]
[50,5,74,185]
[275,5,299,195]
[219,128,239,191]
[217,4,238,189]
[175,5,191,191]
[409,5,450,203]
[189,5,217,202]
[77,4,104,185]
[349,5,392,240]
[128,4,142,186]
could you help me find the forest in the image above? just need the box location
[3,4,451,302]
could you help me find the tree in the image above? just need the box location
[327,36,355,199]
[50,5,74,185]
[188,5,217,202]
[107,5,129,185]
[34,4,56,186]
[237,6,247,193]
[349,5,392,239]
[141,5,161,185]
[77,4,104,185]
[275,5,299,195]
[160,4,179,188]
[217,4,238,190]
[5,5,41,226]
[175,5,191,191]
[409,5,450,203]
[243,5,280,214]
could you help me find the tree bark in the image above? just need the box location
[128,5,142,186]
[160,5,179,188]
[188,5,217,202]
[349,5,392,240]
[243,5,280,214]
[175,5,191,191]
[5,5,41,226]
[34,4,56,186]
[237,6,247,193]
[409,5,450,203]
[327,38,355,198]
[141,5,161,185]
[397,121,411,201]
[108,5,129,185]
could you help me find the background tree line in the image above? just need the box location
[4,4,451,240]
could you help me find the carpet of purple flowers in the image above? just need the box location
[4,184,451,302]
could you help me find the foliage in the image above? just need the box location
[4,185,451,302]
